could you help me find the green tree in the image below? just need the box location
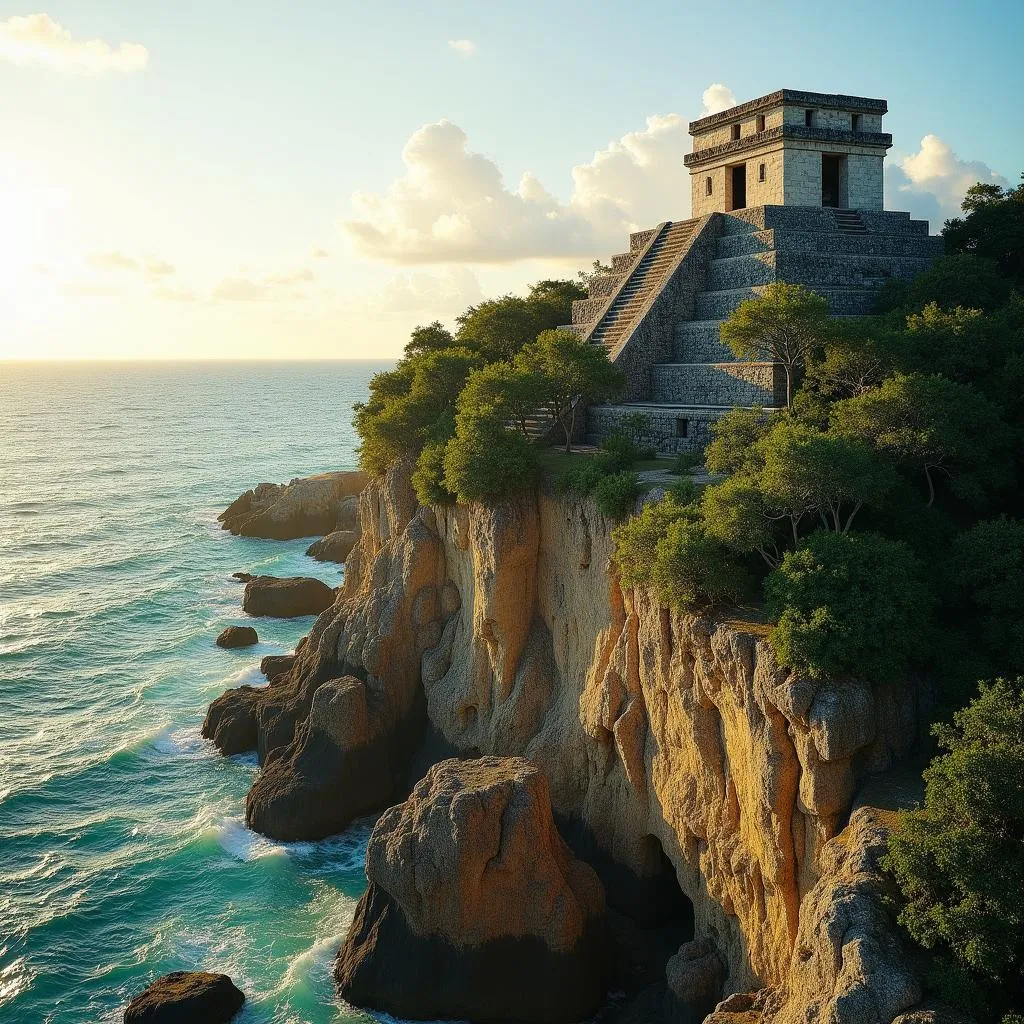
[518,329,624,452]
[403,320,455,358]
[455,279,583,362]
[702,407,772,475]
[591,470,640,520]
[455,360,549,438]
[353,347,483,475]
[412,440,455,506]
[720,281,832,407]
[764,530,933,682]
[802,317,897,400]
[652,518,755,612]
[884,679,1024,1016]
[944,173,1024,287]
[831,372,1011,507]
[948,518,1024,676]
[442,419,538,503]
[611,494,692,589]
[701,422,895,564]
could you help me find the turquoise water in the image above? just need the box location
[0,362,392,1024]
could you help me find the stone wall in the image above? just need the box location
[651,362,783,406]
[610,215,722,401]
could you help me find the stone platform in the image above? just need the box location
[575,205,942,454]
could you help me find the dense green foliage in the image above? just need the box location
[764,531,932,682]
[720,281,831,406]
[884,680,1024,1018]
[945,176,1024,287]
[355,276,621,504]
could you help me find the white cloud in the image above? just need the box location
[153,285,197,302]
[701,83,736,115]
[87,251,176,277]
[212,267,315,302]
[886,134,1008,225]
[448,38,476,57]
[311,246,330,259]
[369,267,482,314]
[342,110,695,265]
[0,14,148,75]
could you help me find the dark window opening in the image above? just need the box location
[758,162,766,182]
[675,417,689,438]
[730,123,741,141]
[805,108,814,127]
[756,114,766,132]
[852,113,862,132]
[822,154,842,208]
[705,176,713,197]
[730,164,746,210]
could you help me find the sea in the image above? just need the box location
[0,361,395,1024]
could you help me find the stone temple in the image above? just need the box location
[571,88,943,453]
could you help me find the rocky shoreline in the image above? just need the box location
[195,464,949,1024]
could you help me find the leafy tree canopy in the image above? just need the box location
[944,173,1024,287]
[720,281,832,406]
[885,679,1024,1017]
[831,372,1011,507]
[765,530,933,682]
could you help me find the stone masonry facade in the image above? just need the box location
[686,90,891,217]
[562,89,944,456]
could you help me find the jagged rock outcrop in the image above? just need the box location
[335,756,607,1024]
[706,808,921,1024]
[215,625,258,648]
[124,971,244,1023]
[305,529,359,563]
[208,463,933,1022]
[218,471,366,540]
[241,576,335,618]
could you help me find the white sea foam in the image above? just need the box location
[214,816,286,862]
[147,725,209,759]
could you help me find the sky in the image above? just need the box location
[0,0,1021,361]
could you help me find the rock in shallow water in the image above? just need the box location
[123,971,244,1023]
[215,625,258,648]
[305,529,359,564]
[241,576,335,618]
[335,755,607,1024]
[218,471,367,540]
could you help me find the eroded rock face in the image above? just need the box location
[241,576,335,618]
[207,464,931,1021]
[123,971,244,1023]
[335,756,606,1024]
[219,471,366,540]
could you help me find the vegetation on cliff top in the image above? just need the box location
[354,278,628,505]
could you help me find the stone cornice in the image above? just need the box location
[683,125,892,169]
[689,89,888,134]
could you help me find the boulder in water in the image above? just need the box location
[305,529,359,564]
[219,471,366,540]
[335,756,607,1024]
[241,576,335,618]
[215,625,258,649]
[202,686,263,755]
[123,971,244,1023]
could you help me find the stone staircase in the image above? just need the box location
[580,219,698,354]
[578,205,943,454]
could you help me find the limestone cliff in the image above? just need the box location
[217,462,931,1020]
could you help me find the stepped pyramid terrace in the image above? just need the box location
[566,88,944,453]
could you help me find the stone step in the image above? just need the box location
[715,228,945,260]
[674,321,734,362]
[651,362,783,406]
[708,253,776,290]
[695,284,881,319]
[585,402,779,454]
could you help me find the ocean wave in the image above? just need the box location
[212,816,287,862]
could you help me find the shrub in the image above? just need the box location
[884,679,1024,1017]
[652,518,755,611]
[703,407,772,475]
[948,517,1024,676]
[559,459,607,496]
[600,430,649,468]
[442,422,538,503]
[666,476,699,505]
[611,495,692,589]
[412,441,454,506]
[591,471,640,520]
[671,451,703,475]
[764,530,933,682]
